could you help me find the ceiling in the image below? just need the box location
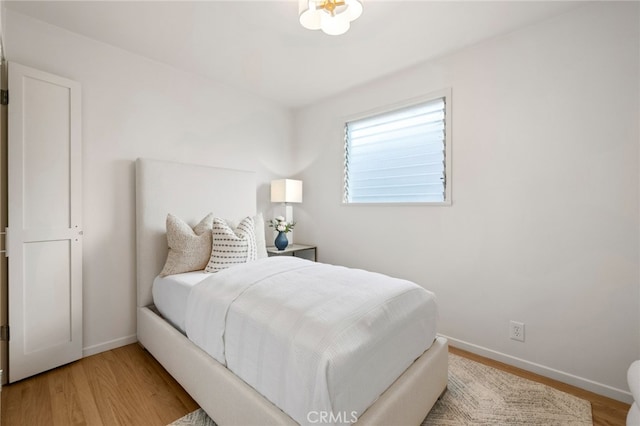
[5,1,586,108]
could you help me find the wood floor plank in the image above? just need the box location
[21,373,54,425]
[80,349,127,425]
[107,345,169,425]
[3,379,25,426]
[1,343,631,426]
[114,344,197,424]
[69,361,104,426]
[48,364,86,426]
[139,346,199,413]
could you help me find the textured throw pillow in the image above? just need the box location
[160,213,214,277]
[205,216,257,273]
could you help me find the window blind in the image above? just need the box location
[344,97,447,203]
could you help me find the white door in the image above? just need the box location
[7,62,82,382]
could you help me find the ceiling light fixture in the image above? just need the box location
[299,0,363,36]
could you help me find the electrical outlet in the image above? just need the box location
[509,321,525,342]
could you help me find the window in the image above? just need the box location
[343,90,451,204]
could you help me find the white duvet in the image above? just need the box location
[185,257,438,426]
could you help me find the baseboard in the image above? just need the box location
[439,334,633,404]
[82,334,138,357]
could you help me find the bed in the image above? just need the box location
[135,158,448,425]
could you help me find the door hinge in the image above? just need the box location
[1,228,7,257]
[0,325,9,342]
[0,89,7,105]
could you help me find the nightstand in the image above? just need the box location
[266,244,317,261]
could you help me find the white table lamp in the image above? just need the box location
[271,179,303,242]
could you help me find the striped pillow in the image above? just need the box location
[205,216,257,272]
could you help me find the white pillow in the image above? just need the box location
[205,216,257,272]
[253,213,268,259]
[160,213,214,277]
[227,213,268,259]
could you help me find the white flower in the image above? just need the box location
[269,217,295,233]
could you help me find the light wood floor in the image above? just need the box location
[1,343,630,426]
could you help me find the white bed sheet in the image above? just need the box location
[185,257,438,426]
[152,271,212,332]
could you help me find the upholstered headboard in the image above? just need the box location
[135,158,256,308]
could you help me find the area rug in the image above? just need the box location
[169,353,592,425]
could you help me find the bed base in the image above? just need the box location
[138,305,448,426]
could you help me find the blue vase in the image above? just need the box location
[274,232,288,250]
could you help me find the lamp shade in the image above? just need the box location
[271,179,303,203]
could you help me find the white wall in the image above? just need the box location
[4,10,295,355]
[294,2,639,401]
